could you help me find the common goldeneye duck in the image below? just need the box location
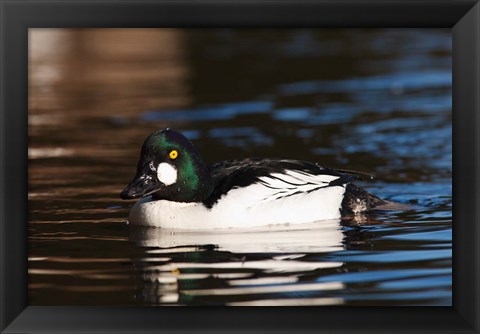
[120,128,389,229]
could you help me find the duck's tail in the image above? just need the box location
[341,183,412,215]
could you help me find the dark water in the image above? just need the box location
[28,29,452,306]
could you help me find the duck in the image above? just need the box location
[120,128,390,229]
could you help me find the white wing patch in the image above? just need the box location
[255,170,342,204]
[202,169,347,227]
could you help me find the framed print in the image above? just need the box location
[1,0,479,333]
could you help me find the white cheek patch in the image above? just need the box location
[157,162,177,186]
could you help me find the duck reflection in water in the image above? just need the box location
[128,219,355,305]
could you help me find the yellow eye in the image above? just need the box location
[169,150,178,160]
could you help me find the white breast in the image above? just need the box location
[128,171,347,230]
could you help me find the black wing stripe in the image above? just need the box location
[268,174,317,187]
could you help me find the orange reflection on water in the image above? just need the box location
[29,28,191,118]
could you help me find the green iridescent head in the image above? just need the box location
[120,129,213,203]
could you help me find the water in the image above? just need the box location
[28,29,452,306]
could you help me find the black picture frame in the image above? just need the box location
[1,0,478,333]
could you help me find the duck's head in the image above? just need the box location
[120,129,213,202]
